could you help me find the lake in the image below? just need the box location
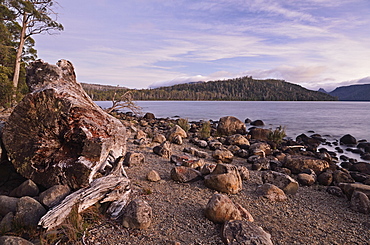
[96,101,370,142]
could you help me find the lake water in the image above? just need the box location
[96,101,370,142]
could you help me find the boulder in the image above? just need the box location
[209,140,223,150]
[143,112,155,119]
[296,134,321,151]
[9,179,39,197]
[152,133,166,144]
[297,169,317,186]
[349,162,370,174]
[350,191,370,214]
[252,157,271,171]
[147,170,161,182]
[212,148,234,163]
[0,212,14,233]
[226,134,250,146]
[326,186,344,197]
[0,236,34,245]
[256,183,287,202]
[249,142,271,157]
[135,129,147,139]
[38,185,71,208]
[170,166,202,183]
[123,152,145,167]
[204,164,242,194]
[167,125,187,143]
[338,183,370,200]
[333,169,355,184]
[261,171,299,195]
[153,141,172,158]
[2,60,127,189]
[340,134,357,145]
[200,163,217,176]
[204,194,253,223]
[0,195,18,216]
[284,155,329,174]
[14,196,46,228]
[221,220,273,245]
[217,116,247,136]
[250,119,265,126]
[237,166,250,181]
[317,170,333,186]
[248,128,271,141]
[122,199,152,229]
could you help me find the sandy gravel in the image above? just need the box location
[83,132,370,245]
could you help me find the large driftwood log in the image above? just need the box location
[38,174,131,230]
[2,60,127,189]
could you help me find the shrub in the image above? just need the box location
[199,121,211,139]
[268,125,286,144]
[177,118,190,132]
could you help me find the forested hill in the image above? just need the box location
[82,76,337,101]
[329,84,370,101]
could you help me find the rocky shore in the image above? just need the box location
[0,60,370,244]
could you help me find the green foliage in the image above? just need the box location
[82,76,337,101]
[199,121,211,139]
[177,118,190,132]
[268,126,287,144]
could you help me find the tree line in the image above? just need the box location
[0,0,63,107]
[83,76,337,101]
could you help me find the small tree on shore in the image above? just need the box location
[105,91,142,116]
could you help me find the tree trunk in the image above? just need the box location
[12,13,27,93]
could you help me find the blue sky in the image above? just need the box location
[34,0,370,91]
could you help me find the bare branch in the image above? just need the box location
[105,91,142,116]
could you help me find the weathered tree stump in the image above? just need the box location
[2,60,127,189]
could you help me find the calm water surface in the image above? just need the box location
[96,101,370,141]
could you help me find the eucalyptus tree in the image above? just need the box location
[4,0,63,96]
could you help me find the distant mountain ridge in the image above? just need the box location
[82,76,336,101]
[328,84,370,101]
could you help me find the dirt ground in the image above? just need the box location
[83,133,370,245]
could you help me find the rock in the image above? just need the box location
[248,128,271,141]
[249,142,271,157]
[350,191,370,214]
[9,179,39,197]
[250,119,264,126]
[152,133,166,144]
[212,148,234,163]
[317,170,333,186]
[227,145,240,154]
[0,212,14,233]
[252,157,271,171]
[14,196,46,228]
[217,116,247,136]
[147,170,161,182]
[296,134,321,151]
[171,155,205,168]
[143,112,155,119]
[123,152,145,167]
[38,185,71,208]
[261,171,299,195]
[0,195,18,216]
[167,125,187,143]
[2,60,127,189]
[153,141,172,158]
[170,166,202,183]
[326,186,344,197]
[333,169,355,184]
[135,129,147,139]
[0,236,34,245]
[350,172,370,183]
[204,194,253,223]
[122,199,152,229]
[340,134,357,145]
[235,149,249,158]
[204,163,242,194]
[237,166,250,180]
[209,140,223,150]
[226,134,250,146]
[349,162,370,174]
[256,183,287,202]
[297,173,316,186]
[338,183,370,200]
[284,155,329,174]
[221,220,273,245]
[172,135,183,145]
[196,140,208,148]
[200,163,217,176]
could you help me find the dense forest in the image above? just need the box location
[329,84,370,101]
[82,76,337,101]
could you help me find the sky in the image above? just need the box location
[34,0,370,91]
